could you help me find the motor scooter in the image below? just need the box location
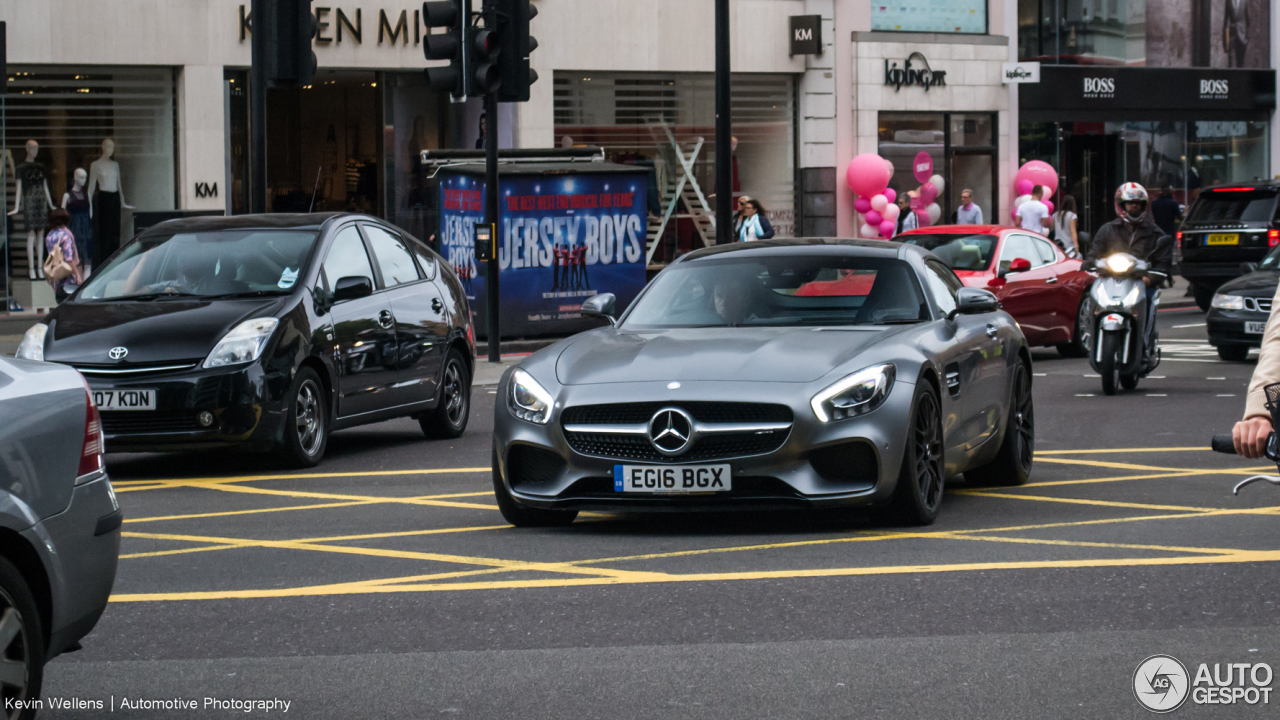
[1082,252,1167,395]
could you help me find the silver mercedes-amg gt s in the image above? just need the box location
[492,239,1034,527]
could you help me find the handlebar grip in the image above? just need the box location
[1212,434,1238,454]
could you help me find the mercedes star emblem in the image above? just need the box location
[108,347,129,361]
[648,408,694,455]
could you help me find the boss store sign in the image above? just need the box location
[1021,66,1276,121]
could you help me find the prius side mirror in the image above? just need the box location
[581,293,617,326]
[333,276,374,303]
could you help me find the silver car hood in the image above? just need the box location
[554,326,898,385]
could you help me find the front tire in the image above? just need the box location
[1192,284,1214,312]
[277,367,328,468]
[419,349,471,439]
[889,383,945,526]
[1217,344,1250,362]
[965,361,1034,487]
[492,451,578,528]
[1099,331,1122,396]
[0,557,44,720]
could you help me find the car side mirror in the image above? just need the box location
[581,293,617,326]
[953,287,1001,316]
[998,257,1032,278]
[333,276,373,303]
[1240,262,1259,275]
[61,282,79,296]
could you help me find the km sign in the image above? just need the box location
[789,15,822,56]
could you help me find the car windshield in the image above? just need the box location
[897,233,997,271]
[77,230,319,301]
[1185,190,1279,225]
[621,255,929,328]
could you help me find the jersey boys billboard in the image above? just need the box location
[438,168,648,337]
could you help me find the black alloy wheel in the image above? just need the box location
[420,348,471,439]
[1217,344,1250,362]
[278,367,328,468]
[891,384,945,525]
[0,558,43,720]
[965,361,1034,487]
[1057,296,1092,358]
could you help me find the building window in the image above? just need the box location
[872,1,987,34]
[879,112,999,228]
[554,72,796,264]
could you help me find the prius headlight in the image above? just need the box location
[203,318,279,369]
[508,368,554,424]
[811,363,896,422]
[1104,254,1136,274]
[15,323,47,361]
[1211,293,1245,311]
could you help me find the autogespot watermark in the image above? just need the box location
[1134,655,1274,713]
[4,696,293,714]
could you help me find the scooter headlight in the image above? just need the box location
[1210,293,1245,311]
[1104,254,1136,274]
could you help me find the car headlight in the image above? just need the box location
[15,323,47,361]
[203,318,279,369]
[508,368,554,424]
[811,363,896,422]
[1104,254,1136,273]
[1211,293,1245,311]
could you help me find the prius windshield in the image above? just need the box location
[622,255,929,328]
[78,230,319,301]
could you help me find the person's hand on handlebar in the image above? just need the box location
[1234,416,1273,458]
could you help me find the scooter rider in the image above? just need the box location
[1085,182,1174,360]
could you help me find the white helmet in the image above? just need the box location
[1114,182,1149,223]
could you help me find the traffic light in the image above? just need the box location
[470,26,501,95]
[264,0,318,87]
[423,0,468,99]
[497,0,537,102]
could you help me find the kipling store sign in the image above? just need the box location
[884,52,947,92]
[237,5,426,45]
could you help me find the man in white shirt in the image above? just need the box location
[1017,185,1052,234]
[955,188,983,224]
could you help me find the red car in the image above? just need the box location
[897,224,1094,356]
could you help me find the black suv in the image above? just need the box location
[1179,182,1280,310]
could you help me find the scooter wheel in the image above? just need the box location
[1120,373,1139,391]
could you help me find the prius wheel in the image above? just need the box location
[890,384,945,526]
[492,451,577,528]
[965,361,1034,487]
[1057,296,1092,358]
[0,558,43,720]
[420,349,471,439]
[278,367,328,468]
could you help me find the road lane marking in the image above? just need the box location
[1038,448,1209,455]
[954,490,1220,513]
[119,523,512,559]
[109,467,490,488]
[1172,323,1206,328]
[185,483,500,510]
[124,491,496,524]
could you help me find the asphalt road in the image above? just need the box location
[37,304,1280,719]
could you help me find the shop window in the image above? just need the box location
[872,1,986,34]
[880,112,998,229]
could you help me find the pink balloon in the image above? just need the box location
[1043,200,1055,215]
[870,194,888,212]
[846,153,893,198]
[1016,160,1059,199]
[920,182,937,203]
[1016,179,1033,196]
[865,210,883,226]
[883,188,897,203]
[916,210,931,228]
[912,152,934,183]
[854,197,872,214]
[882,203,900,221]
[879,220,897,237]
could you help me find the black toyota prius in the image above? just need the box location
[14,213,475,466]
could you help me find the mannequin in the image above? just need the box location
[7,140,56,280]
[62,168,94,275]
[88,138,133,267]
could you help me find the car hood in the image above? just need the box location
[554,326,901,385]
[44,297,288,365]
[954,269,995,288]
[1217,270,1280,297]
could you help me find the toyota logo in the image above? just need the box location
[648,408,694,456]
[108,347,129,361]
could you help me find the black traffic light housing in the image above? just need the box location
[423,0,469,99]
[497,0,537,102]
[263,0,318,87]
[470,26,501,95]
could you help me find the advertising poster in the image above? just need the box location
[438,167,648,338]
[871,1,985,34]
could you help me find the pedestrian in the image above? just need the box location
[895,193,918,235]
[735,197,775,241]
[475,113,487,150]
[1151,185,1181,239]
[1017,185,1052,234]
[955,188,983,225]
[1052,195,1080,257]
[43,208,82,303]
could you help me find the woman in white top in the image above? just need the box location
[1052,195,1079,258]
